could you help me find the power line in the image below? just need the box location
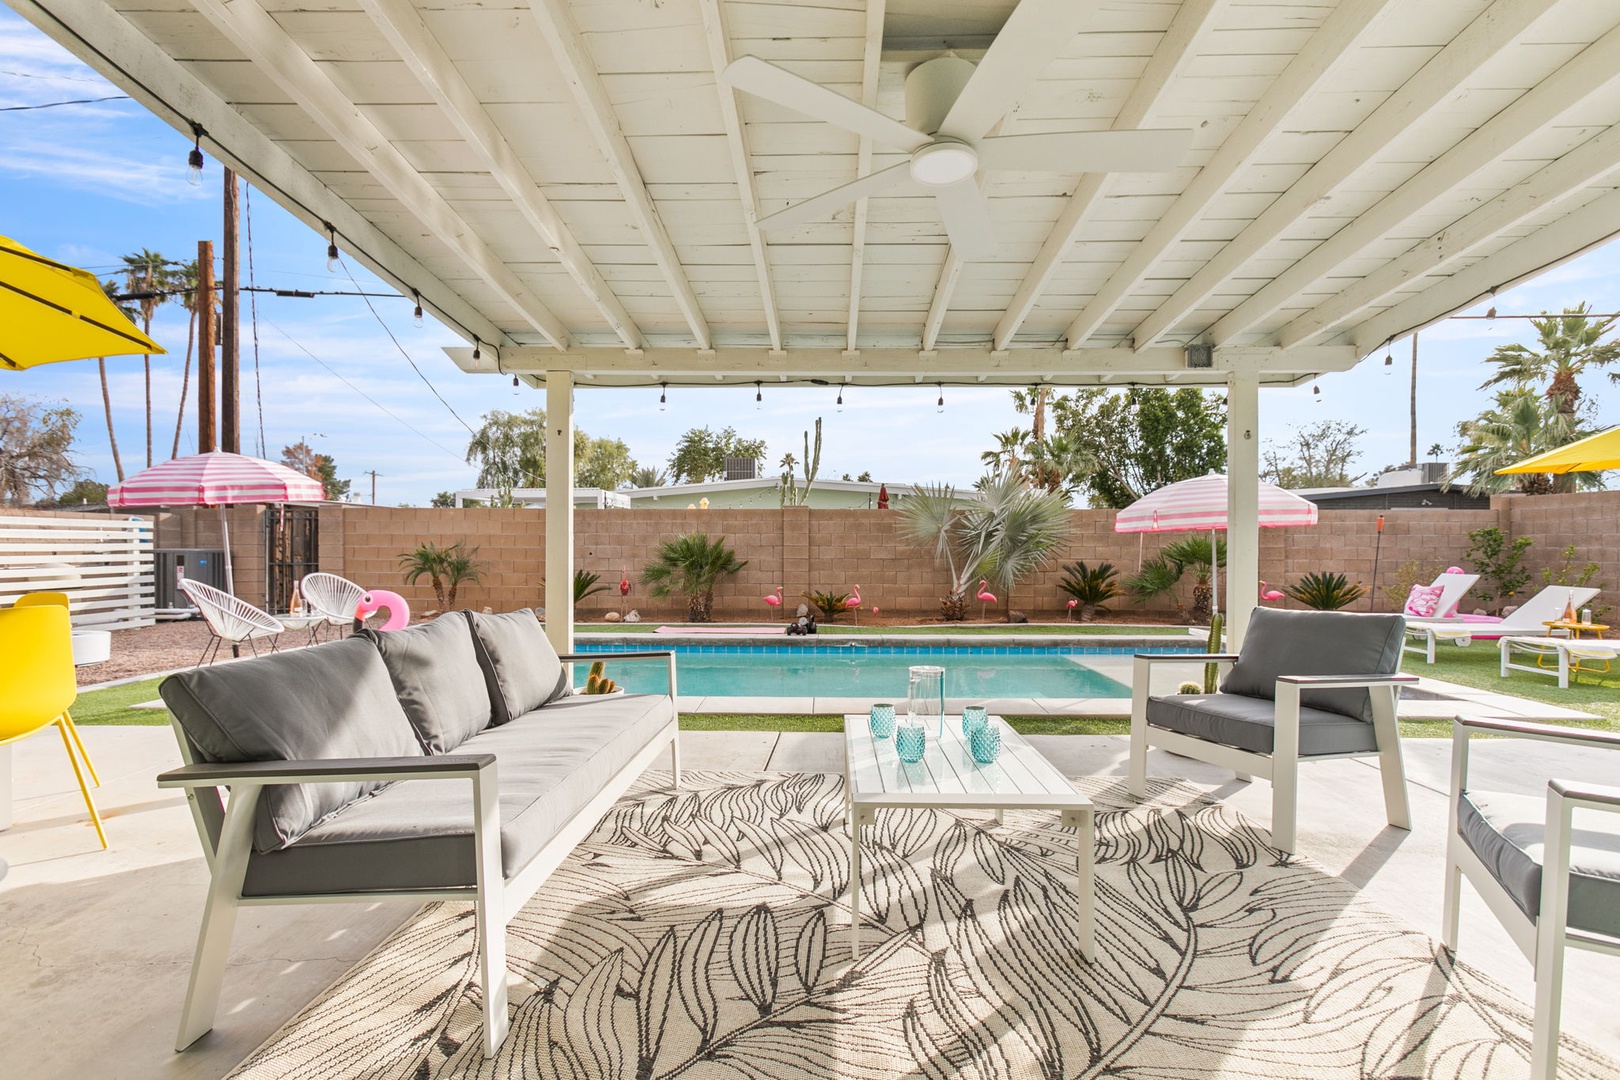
[0,94,127,111]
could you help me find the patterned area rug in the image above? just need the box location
[227,772,1615,1079]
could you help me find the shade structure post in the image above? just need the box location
[1226,374,1260,649]
[544,372,574,656]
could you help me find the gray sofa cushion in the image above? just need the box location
[159,637,423,854]
[241,693,676,896]
[1221,608,1405,720]
[1458,790,1620,939]
[1146,692,1380,757]
[469,608,568,725]
[361,613,492,753]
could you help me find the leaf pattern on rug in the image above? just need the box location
[228,773,1618,1080]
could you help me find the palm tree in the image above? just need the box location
[1126,535,1227,622]
[169,259,200,459]
[121,249,169,467]
[629,465,666,488]
[399,541,485,610]
[641,532,748,622]
[1481,303,1620,423]
[1453,388,1597,495]
[980,428,1029,472]
[1024,431,1095,498]
[97,279,129,481]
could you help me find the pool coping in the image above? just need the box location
[576,631,1207,649]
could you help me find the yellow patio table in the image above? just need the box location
[0,234,163,369]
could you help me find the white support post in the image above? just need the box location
[545,372,575,657]
[1226,374,1261,650]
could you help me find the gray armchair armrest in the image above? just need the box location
[558,651,674,661]
[1133,653,1241,664]
[157,754,496,788]
[1275,673,1418,688]
[1454,716,1620,749]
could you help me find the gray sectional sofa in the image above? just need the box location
[155,608,679,1057]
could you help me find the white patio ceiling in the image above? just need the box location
[14,0,1620,388]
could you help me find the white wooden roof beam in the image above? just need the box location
[1280,121,1620,347]
[448,344,1357,386]
[526,0,711,350]
[696,0,783,352]
[7,0,513,353]
[1061,0,1397,350]
[1350,185,1620,353]
[921,251,965,352]
[846,0,885,352]
[1213,21,1620,347]
[359,0,642,351]
[185,0,570,349]
[991,0,1224,351]
[1131,0,1560,351]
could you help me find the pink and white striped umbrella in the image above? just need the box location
[107,451,324,509]
[1114,472,1317,534]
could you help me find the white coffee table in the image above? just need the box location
[843,713,1094,961]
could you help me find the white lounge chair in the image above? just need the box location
[180,579,284,665]
[1500,635,1620,688]
[1405,585,1600,663]
[1399,571,1479,663]
[300,572,365,637]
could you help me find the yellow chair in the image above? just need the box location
[9,591,99,789]
[0,605,107,848]
[14,591,70,610]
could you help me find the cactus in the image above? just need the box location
[779,417,823,506]
[583,659,618,694]
[1203,611,1224,694]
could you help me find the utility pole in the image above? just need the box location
[365,470,380,504]
[1409,331,1419,467]
[196,239,216,453]
[221,170,240,454]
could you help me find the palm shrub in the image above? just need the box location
[1284,571,1366,611]
[538,569,613,609]
[1057,561,1118,621]
[1125,536,1225,621]
[399,541,485,610]
[641,532,748,622]
[803,589,852,622]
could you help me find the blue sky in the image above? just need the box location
[4,7,1619,506]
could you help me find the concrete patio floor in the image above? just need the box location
[2,724,1617,1079]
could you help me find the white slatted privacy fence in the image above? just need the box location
[0,514,155,630]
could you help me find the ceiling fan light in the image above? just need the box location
[910,142,978,187]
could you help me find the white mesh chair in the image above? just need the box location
[180,579,285,665]
[300,572,365,638]
[1444,717,1620,1080]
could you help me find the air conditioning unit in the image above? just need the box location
[156,549,227,612]
[1421,461,1450,485]
[723,456,758,480]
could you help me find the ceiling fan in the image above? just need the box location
[720,0,1194,260]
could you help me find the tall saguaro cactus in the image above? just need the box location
[780,417,823,506]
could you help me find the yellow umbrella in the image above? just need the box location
[1495,426,1620,476]
[0,235,164,370]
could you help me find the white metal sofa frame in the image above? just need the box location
[179,578,284,665]
[1129,653,1416,853]
[1443,716,1620,1080]
[155,649,680,1058]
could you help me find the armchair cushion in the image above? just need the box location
[1457,790,1620,939]
[1220,608,1405,720]
[1146,692,1381,756]
[361,613,493,753]
[159,636,423,853]
[468,609,568,725]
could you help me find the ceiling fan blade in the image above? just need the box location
[938,0,1096,142]
[932,177,997,261]
[721,55,930,152]
[977,128,1195,173]
[756,162,916,233]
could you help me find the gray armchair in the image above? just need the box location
[1443,716,1620,1080]
[1128,608,1415,853]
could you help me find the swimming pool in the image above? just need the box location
[571,643,1195,698]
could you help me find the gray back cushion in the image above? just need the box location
[1220,608,1405,720]
[160,636,423,853]
[468,608,568,724]
[361,613,492,753]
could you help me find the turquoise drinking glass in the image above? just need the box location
[895,721,926,763]
[969,721,1001,764]
[961,704,988,735]
[869,703,896,738]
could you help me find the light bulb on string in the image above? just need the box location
[411,289,424,328]
[755,381,762,409]
[1383,352,1393,375]
[512,375,521,396]
[472,338,482,362]
[836,386,844,411]
[1312,383,1322,403]
[186,125,204,187]
[659,383,667,411]
[936,384,945,413]
[324,224,340,272]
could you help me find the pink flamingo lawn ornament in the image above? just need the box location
[355,589,411,631]
[1259,580,1285,603]
[762,587,783,617]
[1066,598,1078,620]
[976,578,997,620]
[845,585,863,624]
[619,567,632,598]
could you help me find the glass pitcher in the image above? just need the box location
[907,664,946,736]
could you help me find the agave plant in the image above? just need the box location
[1284,570,1366,611]
[399,540,485,610]
[1057,561,1118,622]
[641,532,748,622]
[803,589,852,622]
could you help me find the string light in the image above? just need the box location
[936,384,945,413]
[755,381,762,408]
[1383,352,1393,374]
[186,123,204,187]
[1312,382,1322,403]
[472,337,482,362]
[836,386,844,411]
[324,223,340,272]
[411,289,424,327]
[511,375,520,396]
[659,382,667,411]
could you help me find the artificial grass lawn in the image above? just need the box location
[581,622,1191,636]
[72,678,170,726]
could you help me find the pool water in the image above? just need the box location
[572,644,1157,698]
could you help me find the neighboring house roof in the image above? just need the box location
[1296,483,1489,510]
